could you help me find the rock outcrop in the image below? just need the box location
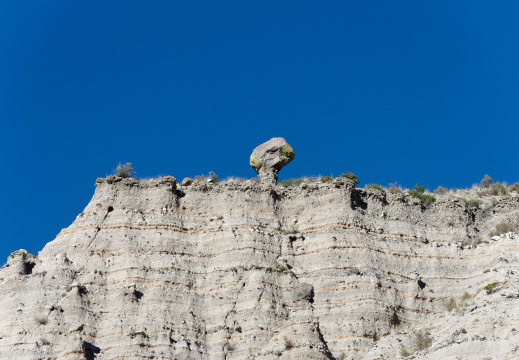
[250,138,294,184]
[1,175,519,359]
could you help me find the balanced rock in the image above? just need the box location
[250,137,294,184]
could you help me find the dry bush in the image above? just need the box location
[509,182,519,193]
[434,186,448,195]
[114,162,135,178]
[489,222,518,237]
[490,182,507,196]
[445,297,459,312]
[480,174,493,189]
[283,336,294,350]
[461,292,472,301]
[414,329,433,351]
[388,182,403,194]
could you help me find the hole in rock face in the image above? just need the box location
[107,206,114,213]
[418,280,426,289]
[24,261,36,275]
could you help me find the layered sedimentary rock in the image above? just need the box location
[1,176,519,359]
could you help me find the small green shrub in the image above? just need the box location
[489,222,518,237]
[480,174,493,189]
[408,184,436,207]
[279,178,306,187]
[485,283,496,295]
[340,172,359,185]
[366,184,385,193]
[114,162,136,178]
[283,336,294,350]
[458,197,480,209]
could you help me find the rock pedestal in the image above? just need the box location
[250,137,295,184]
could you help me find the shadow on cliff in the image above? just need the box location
[83,341,101,359]
[350,190,368,211]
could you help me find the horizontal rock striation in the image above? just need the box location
[1,176,519,359]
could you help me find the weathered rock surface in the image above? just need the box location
[1,176,519,359]
[250,138,294,184]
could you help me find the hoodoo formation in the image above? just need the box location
[250,137,294,184]
[1,145,519,359]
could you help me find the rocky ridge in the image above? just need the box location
[1,175,519,360]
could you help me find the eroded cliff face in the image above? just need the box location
[1,177,519,360]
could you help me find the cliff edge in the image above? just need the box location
[1,176,519,359]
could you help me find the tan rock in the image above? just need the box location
[250,137,294,184]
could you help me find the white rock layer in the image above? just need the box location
[1,176,518,360]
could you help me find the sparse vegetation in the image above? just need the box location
[283,336,294,350]
[490,182,507,196]
[400,348,412,357]
[388,182,402,194]
[461,292,472,301]
[282,224,299,235]
[458,197,480,209]
[414,329,433,351]
[114,162,136,178]
[509,182,519,193]
[434,186,447,195]
[279,178,306,187]
[195,172,219,183]
[446,292,472,312]
[485,283,496,295]
[208,171,219,183]
[489,222,518,237]
[224,341,235,352]
[320,175,333,182]
[408,183,436,207]
[340,172,359,185]
[480,174,493,189]
[445,297,459,312]
[452,328,467,338]
[400,329,433,356]
[366,184,385,193]
[39,337,50,345]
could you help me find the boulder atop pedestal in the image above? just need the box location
[250,137,294,184]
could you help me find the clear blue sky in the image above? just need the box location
[1,1,518,262]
